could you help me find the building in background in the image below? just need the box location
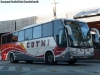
[0,6,100,33]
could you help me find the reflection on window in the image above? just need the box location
[78,22,88,28]
[59,29,67,47]
[13,32,18,42]
[54,20,63,45]
[25,28,32,40]
[33,26,41,39]
[78,22,90,37]
[54,20,63,36]
[18,30,24,41]
[43,22,53,37]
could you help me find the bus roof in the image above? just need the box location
[21,18,86,30]
[21,18,63,30]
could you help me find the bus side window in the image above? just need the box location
[59,29,67,47]
[12,32,18,42]
[56,35,59,44]
[54,20,64,45]
[33,26,42,39]
[7,33,12,43]
[43,22,53,37]
[18,30,24,41]
[2,35,6,44]
[25,28,32,40]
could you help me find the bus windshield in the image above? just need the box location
[64,20,93,48]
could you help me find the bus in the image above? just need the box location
[1,18,99,64]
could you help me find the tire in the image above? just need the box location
[67,60,77,65]
[46,52,57,65]
[10,54,18,63]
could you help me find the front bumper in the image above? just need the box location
[70,54,94,60]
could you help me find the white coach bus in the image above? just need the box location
[1,18,99,64]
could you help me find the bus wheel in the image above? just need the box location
[10,54,18,63]
[67,60,77,65]
[46,52,56,65]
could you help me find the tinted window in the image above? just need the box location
[33,26,41,39]
[18,30,24,41]
[7,33,12,43]
[54,20,63,45]
[12,32,18,42]
[2,35,6,44]
[25,28,32,40]
[43,22,53,37]
[59,29,67,47]
[54,20,63,36]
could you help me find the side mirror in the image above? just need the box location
[65,25,72,35]
[91,28,99,37]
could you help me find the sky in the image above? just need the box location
[0,0,100,21]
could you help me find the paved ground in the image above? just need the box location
[0,56,100,75]
[0,65,99,75]
[0,65,35,72]
[0,61,100,75]
[20,62,100,75]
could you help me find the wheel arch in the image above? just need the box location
[44,50,55,61]
[8,52,15,61]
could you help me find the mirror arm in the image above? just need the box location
[65,25,72,35]
[91,28,99,37]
